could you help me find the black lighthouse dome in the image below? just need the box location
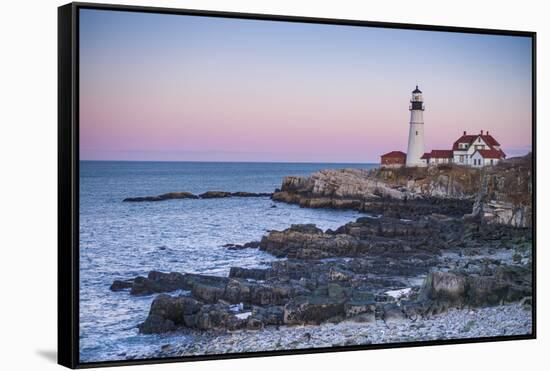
[412,85,422,94]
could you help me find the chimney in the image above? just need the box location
[487,130,489,135]
[463,131,466,135]
[480,130,484,135]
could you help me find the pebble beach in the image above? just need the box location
[152,302,532,358]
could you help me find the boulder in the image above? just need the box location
[283,296,346,325]
[344,300,376,322]
[138,294,250,333]
[419,265,532,308]
[420,271,467,304]
[138,294,202,333]
[139,314,176,334]
[110,279,133,292]
[129,271,188,296]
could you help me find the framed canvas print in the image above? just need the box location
[58,2,536,368]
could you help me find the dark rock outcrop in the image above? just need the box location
[223,241,260,250]
[419,266,532,307]
[124,205,531,334]
[200,191,272,198]
[128,271,189,296]
[124,191,272,202]
[138,294,246,333]
[198,191,232,199]
[283,296,346,325]
[123,192,198,202]
[110,279,133,292]
[259,218,444,260]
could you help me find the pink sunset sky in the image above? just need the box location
[79,10,533,163]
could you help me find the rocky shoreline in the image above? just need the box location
[111,154,533,358]
[272,154,532,227]
[149,302,530,359]
[111,215,532,335]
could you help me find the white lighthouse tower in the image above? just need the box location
[406,85,426,167]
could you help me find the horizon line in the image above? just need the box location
[79,159,381,164]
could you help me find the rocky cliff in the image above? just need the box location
[272,154,533,227]
[467,153,533,228]
[272,166,477,219]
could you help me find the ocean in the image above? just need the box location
[79,161,377,362]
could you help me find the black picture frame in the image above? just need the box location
[58,2,537,369]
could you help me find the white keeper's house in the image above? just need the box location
[451,130,506,166]
[381,86,506,168]
[421,130,506,167]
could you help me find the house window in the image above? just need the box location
[490,159,494,165]
[459,155,464,163]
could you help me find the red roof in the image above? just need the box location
[452,133,501,150]
[452,135,477,150]
[381,151,406,158]
[420,150,453,159]
[480,134,500,147]
[473,149,506,159]
[429,150,453,158]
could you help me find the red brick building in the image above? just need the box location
[380,151,407,168]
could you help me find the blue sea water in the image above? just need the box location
[79,161,377,362]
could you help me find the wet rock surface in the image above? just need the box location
[111,212,532,335]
